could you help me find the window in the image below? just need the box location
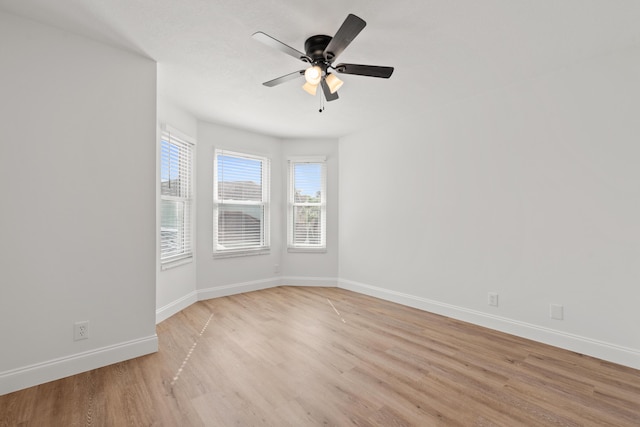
[160,126,194,266]
[213,149,270,256]
[288,157,326,251]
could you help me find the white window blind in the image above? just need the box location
[160,127,194,264]
[288,158,326,250]
[214,149,270,256]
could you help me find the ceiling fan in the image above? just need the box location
[252,13,394,102]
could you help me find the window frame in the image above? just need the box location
[287,156,327,252]
[160,125,195,269]
[213,148,271,258]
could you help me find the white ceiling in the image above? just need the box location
[2,0,640,138]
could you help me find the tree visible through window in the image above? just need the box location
[213,149,270,256]
[288,158,326,250]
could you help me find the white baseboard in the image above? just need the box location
[0,335,158,396]
[197,277,281,301]
[338,278,640,370]
[196,276,336,302]
[156,291,198,324]
[280,276,338,287]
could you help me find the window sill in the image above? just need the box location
[287,247,327,254]
[161,256,193,271]
[213,248,270,259]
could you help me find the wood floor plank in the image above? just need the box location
[1,286,639,426]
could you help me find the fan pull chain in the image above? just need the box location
[319,92,325,113]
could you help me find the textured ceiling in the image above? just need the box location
[2,0,640,138]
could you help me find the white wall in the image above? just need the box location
[281,139,339,285]
[196,122,284,298]
[156,96,198,322]
[339,47,640,369]
[0,12,158,395]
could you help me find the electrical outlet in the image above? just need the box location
[550,304,564,320]
[74,321,89,341]
[488,292,499,307]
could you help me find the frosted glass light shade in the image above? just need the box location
[325,73,343,94]
[302,82,318,95]
[304,66,322,85]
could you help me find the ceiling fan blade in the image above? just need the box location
[323,14,366,62]
[263,70,305,87]
[321,78,339,102]
[252,31,311,62]
[335,63,394,78]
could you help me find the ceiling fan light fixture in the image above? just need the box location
[302,81,318,96]
[304,65,322,85]
[325,73,344,94]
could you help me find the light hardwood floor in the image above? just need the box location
[1,286,639,426]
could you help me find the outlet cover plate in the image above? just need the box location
[488,292,499,307]
[550,304,564,320]
[74,321,89,341]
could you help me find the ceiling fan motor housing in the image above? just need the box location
[305,35,332,64]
